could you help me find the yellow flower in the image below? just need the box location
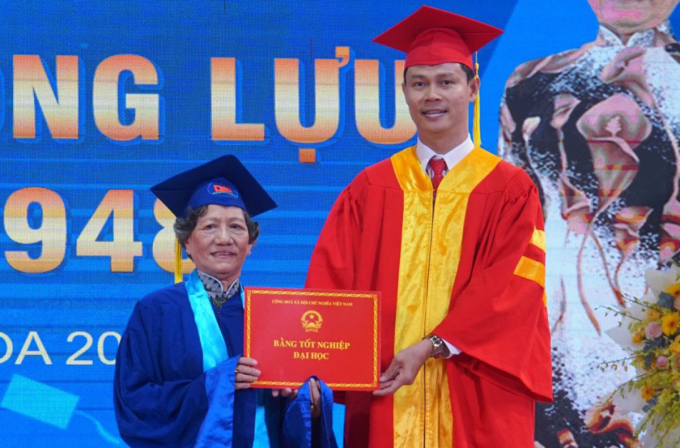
[661,312,680,336]
[666,282,680,298]
[647,308,662,321]
[670,341,680,355]
[632,331,644,344]
[641,383,655,401]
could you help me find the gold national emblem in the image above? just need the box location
[301,310,323,332]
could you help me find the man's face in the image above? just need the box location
[402,63,478,143]
[588,0,679,35]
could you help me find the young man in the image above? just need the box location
[306,6,552,448]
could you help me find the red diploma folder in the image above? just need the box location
[244,287,380,391]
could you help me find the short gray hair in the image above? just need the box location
[174,205,260,248]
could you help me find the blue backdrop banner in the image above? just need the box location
[2,1,679,447]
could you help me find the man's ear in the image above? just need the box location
[469,75,480,102]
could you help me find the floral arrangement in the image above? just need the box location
[604,264,680,447]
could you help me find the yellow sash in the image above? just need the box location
[390,146,500,447]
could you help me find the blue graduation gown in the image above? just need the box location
[113,281,337,448]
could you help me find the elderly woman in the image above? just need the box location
[113,156,333,448]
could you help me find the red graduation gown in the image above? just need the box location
[306,146,552,448]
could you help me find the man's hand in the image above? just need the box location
[373,339,432,396]
[235,357,261,390]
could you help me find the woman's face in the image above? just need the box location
[588,0,679,36]
[184,205,253,285]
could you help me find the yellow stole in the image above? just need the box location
[390,145,500,447]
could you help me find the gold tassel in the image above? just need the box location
[472,52,482,148]
[174,238,183,283]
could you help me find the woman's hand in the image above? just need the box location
[271,388,298,399]
[272,377,322,420]
[234,357,261,390]
[309,378,321,420]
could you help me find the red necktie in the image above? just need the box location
[429,158,447,191]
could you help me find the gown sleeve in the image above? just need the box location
[305,177,366,407]
[306,174,367,291]
[272,378,338,448]
[432,171,553,403]
[113,301,239,448]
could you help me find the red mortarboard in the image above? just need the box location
[373,5,503,70]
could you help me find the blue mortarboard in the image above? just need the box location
[150,155,277,218]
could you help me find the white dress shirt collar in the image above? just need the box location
[416,135,475,173]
